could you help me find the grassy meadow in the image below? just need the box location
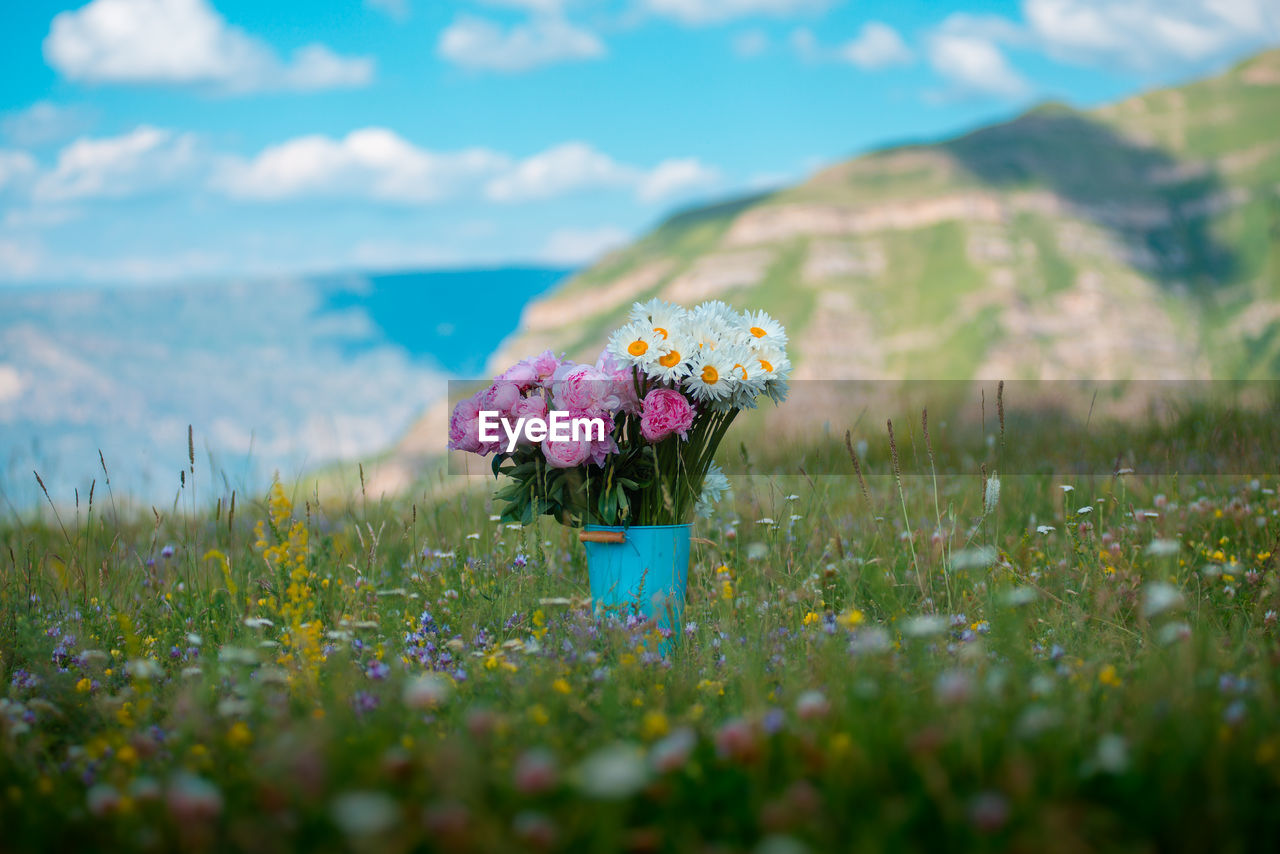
[1,408,1279,853]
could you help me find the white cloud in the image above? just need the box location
[214,132,720,207]
[213,128,509,203]
[839,22,914,69]
[474,0,573,12]
[34,126,200,202]
[485,142,720,203]
[2,102,94,147]
[927,32,1030,98]
[0,364,26,405]
[541,226,630,265]
[1022,0,1280,70]
[637,157,720,202]
[643,0,828,26]
[0,239,43,279]
[789,27,821,61]
[365,0,410,22]
[733,29,770,57]
[44,0,373,92]
[0,150,39,193]
[438,14,605,72]
[485,142,633,201]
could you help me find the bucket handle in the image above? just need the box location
[579,530,626,544]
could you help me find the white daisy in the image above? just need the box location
[685,318,735,355]
[695,462,731,518]
[752,343,791,404]
[629,298,687,341]
[684,347,735,404]
[725,345,768,409]
[644,335,691,384]
[740,309,788,348]
[608,321,661,370]
[691,300,738,326]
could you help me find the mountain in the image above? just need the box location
[373,50,1280,491]
[493,49,1280,383]
[0,267,569,509]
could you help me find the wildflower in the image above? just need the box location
[75,677,92,693]
[901,615,949,638]
[226,721,252,748]
[166,774,223,822]
[86,784,121,817]
[649,727,697,773]
[950,546,997,571]
[641,711,670,740]
[1087,734,1129,775]
[403,673,452,710]
[836,610,864,629]
[795,690,830,720]
[1098,665,1122,688]
[714,717,757,762]
[331,791,399,838]
[1141,582,1184,618]
[513,748,558,795]
[935,670,974,706]
[575,743,649,799]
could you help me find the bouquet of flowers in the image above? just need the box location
[448,299,790,526]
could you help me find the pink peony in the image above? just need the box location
[508,395,550,446]
[551,364,620,414]
[640,388,694,442]
[497,361,538,391]
[596,350,641,415]
[542,434,593,469]
[530,350,562,385]
[447,395,485,453]
[480,381,521,418]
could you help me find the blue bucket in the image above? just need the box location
[581,524,692,636]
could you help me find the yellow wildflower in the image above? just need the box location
[641,711,669,740]
[838,609,865,629]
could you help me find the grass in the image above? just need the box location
[1,409,1279,853]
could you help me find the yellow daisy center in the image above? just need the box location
[628,340,649,356]
[733,364,748,379]
[701,365,719,385]
[759,358,773,373]
[654,326,669,340]
[659,350,681,368]
[750,326,767,338]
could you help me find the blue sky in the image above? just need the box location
[0,0,1276,285]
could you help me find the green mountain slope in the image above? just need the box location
[366,50,1279,491]
[491,48,1280,383]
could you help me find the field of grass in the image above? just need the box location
[2,412,1279,852]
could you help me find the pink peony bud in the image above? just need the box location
[640,388,695,443]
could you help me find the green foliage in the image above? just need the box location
[2,411,1280,851]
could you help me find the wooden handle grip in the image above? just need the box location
[579,530,626,544]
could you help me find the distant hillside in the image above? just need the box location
[490,49,1280,383]
[0,266,569,509]
[374,50,1280,493]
